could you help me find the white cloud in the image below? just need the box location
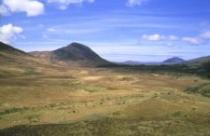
[142,34,178,41]
[127,0,148,7]
[182,37,202,45]
[1,0,44,16]
[0,24,23,43]
[142,34,162,41]
[141,31,210,45]
[48,0,95,10]
[182,30,210,45]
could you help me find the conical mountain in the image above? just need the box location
[51,42,110,66]
[163,57,185,64]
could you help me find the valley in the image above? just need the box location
[0,42,210,136]
[1,0,210,135]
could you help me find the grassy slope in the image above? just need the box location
[0,43,63,78]
[0,65,210,136]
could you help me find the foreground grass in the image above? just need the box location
[0,118,210,136]
[0,66,210,135]
[185,82,210,97]
[1,96,210,136]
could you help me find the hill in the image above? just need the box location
[0,42,41,77]
[52,42,111,66]
[0,42,57,77]
[30,42,111,67]
[163,57,185,65]
[0,41,28,61]
[0,41,31,66]
[186,56,210,78]
[186,56,210,66]
[0,42,26,54]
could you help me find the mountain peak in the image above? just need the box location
[52,42,110,66]
[65,42,94,54]
[68,42,86,47]
[163,57,185,64]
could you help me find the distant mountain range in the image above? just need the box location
[0,41,210,78]
[122,57,185,65]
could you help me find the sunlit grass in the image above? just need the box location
[0,65,210,135]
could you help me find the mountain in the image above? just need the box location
[0,42,32,77]
[0,41,55,77]
[162,56,208,77]
[30,42,111,67]
[0,41,29,63]
[52,42,110,66]
[2,41,210,77]
[0,41,27,55]
[163,57,185,65]
[186,56,210,66]
[186,56,210,78]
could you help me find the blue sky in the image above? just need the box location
[0,0,210,62]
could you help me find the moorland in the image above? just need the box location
[0,41,210,136]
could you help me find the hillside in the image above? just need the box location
[0,42,28,62]
[0,42,57,77]
[184,56,210,78]
[0,42,32,76]
[186,56,210,66]
[0,42,26,54]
